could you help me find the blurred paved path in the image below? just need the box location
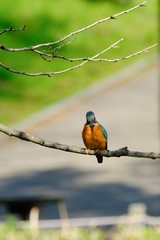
[0,58,159,219]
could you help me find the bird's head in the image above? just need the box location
[86,111,97,126]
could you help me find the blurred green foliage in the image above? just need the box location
[0,0,158,123]
[0,220,160,240]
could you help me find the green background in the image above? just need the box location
[0,0,158,123]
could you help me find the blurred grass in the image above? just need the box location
[0,221,160,240]
[0,0,158,124]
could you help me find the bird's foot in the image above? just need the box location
[86,149,91,154]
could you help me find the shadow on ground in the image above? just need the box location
[0,167,159,219]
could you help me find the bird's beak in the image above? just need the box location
[90,120,94,127]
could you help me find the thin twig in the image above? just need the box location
[0,38,123,77]
[82,43,158,62]
[0,25,26,36]
[0,2,146,52]
[51,43,158,63]
[0,123,159,160]
[33,38,77,62]
[0,2,156,77]
[0,41,157,77]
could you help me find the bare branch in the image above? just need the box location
[51,43,158,63]
[84,44,158,63]
[0,2,157,77]
[0,25,26,36]
[0,38,124,77]
[0,2,146,52]
[37,37,77,62]
[0,123,159,160]
[0,41,157,77]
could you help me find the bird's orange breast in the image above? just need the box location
[82,124,106,150]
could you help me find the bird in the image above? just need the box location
[82,111,108,163]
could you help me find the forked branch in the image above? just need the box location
[0,25,26,36]
[0,41,157,77]
[0,1,157,77]
[0,2,146,51]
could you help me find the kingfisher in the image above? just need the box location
[82,111,108,163]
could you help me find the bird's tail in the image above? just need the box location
[96,155,103,164]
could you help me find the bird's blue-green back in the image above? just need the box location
[99,124,108,142]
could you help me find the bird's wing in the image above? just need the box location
[99,124,108,141]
